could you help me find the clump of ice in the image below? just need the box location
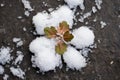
[21,0,34,17]
[92,6,97,13]
[29,37,62,72]
[21,0,34,11]
[23,27,27,31]
[63,46,86,70]
[0,47,11,65]
[32,5,74,35]
[95,0,102,10]
[3,74,9,80]
[0,65,4,74]
[10,67,25,79]
[64,0,85,10]
[100,21,107,28]
[71,26,95,49]
[24,10,30,17]
[79,11,92,22]
[13,38,23,47]
[14,51,24,65]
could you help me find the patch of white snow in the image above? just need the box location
[29,37,62,72]
[64,0,85,10]
[13,38,23,47]
[100,21,107,28]
[95,0,102,10]
[0,65,4,74]
[63,46,86,70]
[32,5,74,35]
[71,26,95,49]
[0,47,11,65]
[3,74,9,80]
[10,67,25,79]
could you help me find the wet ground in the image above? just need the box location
[0,0,120,80]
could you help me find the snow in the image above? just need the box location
[100,21,107,28]
[92,6,97,13]
[32,5,74,35]
[13,38,21,42]
[10,67,25,79]
[17,16,22,19]
[29,0,96,73]
[0,65,4,74]
[13,38,23,47]
[80,48,91,57]
[21,0,34,11]
[95,0,102,10]
[119,25,120,28]
[64,0,85,10]
[71,26,95,49]
[0,47,11,65]
[79,11,92,22]
[23,27,27,31]
[63,46,86,70]
[24,10,30,17]
[1,4,5,7]
[21,0,34,17]
[3,74,9,80]
[29,37,62,72]
[14,51,24,65]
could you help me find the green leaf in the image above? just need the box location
[55,42,67,55]
[57,21,69,35]
[44,26,57,38]
[63,31,74,42]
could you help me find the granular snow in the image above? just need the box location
[95,0,102,10]
[63,46,86,70]
[3,74,9,80]
[14,51,24,65]
[0,47,11,65]
[29,37,62,72]
[71,26,95,49]
[0,65,4,74]
[64,0,85,10]
[10,67,25,79]
[100,21,107,28]
[13,38,23,47]
[32,5,74,35]
[21,0,34,11]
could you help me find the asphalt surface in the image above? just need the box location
[0,0,120,80]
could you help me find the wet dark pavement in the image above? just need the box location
[0,0,120,80]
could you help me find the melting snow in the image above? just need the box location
[64,0,85,10]
[3,74,9,80]
[10,67,25,79]
[100,21,107,28]
[21,0,34,17]
[21,0,34,11]
[0,47,11,65]
[0,65,4,74]
[14,51,24,65]
[95,0,102,10]
[13,38,23,47]
[92,6,97,13]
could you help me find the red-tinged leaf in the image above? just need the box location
[55,41,67,55]
[57,21,69,35]
[44,26,57,38]
[63,31,74,42]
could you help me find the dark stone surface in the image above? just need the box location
[0,0,120,80]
